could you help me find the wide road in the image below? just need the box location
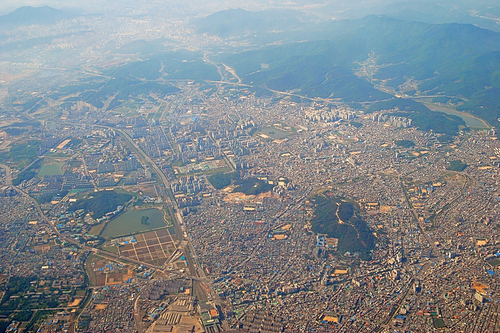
[44,120,209,275]
[107,127,231,328]
[104,129,221,290]
[134,293,144,333]
[373,177,444,332]
[105,128,197,269]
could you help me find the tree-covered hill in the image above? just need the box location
[311,194,375,260]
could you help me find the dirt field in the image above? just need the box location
[223,191,277,203]
[94,304,108,310]
[119,229,176,265]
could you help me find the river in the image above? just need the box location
[425,104,489,129]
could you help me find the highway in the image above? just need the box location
[106,127,231,328]
[105,128,224,297]
[42,120,218,282]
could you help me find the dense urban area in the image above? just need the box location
[2,1,500,333]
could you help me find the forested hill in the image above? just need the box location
[197,14,500,134]
[310,194,375,261]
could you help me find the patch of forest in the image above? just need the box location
[68,191,133,219]
[311,194,375,260]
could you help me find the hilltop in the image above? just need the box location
[0,6,75,28]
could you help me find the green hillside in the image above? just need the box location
[213,15,500,133]
[367,98,465,135]
[223,41,391,102]
[69,191,133,219]
[311,194,375,260]
[48,51,219,109]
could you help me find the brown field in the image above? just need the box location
[96,274,106,286]
[137,184,158,197]
[472,281,489,295]
[89,257,136,287]
[223,191,277,203]
[68,298,82,307]
[0,140,11,150]
[95,304,108,310]
[0,70,35,84]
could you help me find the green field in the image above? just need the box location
[45,150,73,158]
[102,246,119,254]
[69,190,133,219]
[0,140,41,168]
[233,177,273,195]
[447,160,468,172]
[88,223,105,236]
[101,208,166,238]
[38,161,65,176]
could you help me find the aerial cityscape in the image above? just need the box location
[1,0,500,332]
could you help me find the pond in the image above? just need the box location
[260,127,290,139]
[101,208,167,238]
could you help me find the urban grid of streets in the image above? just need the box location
[2,82,500,333]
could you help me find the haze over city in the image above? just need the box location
[1,0,500,332]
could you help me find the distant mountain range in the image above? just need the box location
[341,1,500,32]
[193,10,500,134]
[0,6,75,28]
[4,4,498,136]
[194,8,310,39]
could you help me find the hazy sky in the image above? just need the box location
[0,0,321,17]
[0,0,92,14]
[1,0,498,18]
[0,0,391,16]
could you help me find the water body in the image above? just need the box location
[425,104,489,129]
[260,127,290,139]
[101,208,167,238]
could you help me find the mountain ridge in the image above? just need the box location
[0,6,75,28]
[194,8,313,38]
